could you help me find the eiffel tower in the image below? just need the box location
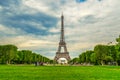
[54,14,70,64]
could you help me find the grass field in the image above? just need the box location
[0,65,120,80]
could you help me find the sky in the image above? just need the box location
[0,0,120,59]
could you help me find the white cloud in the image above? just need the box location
[0,6,2,10]
[0,24,25,35]
[18,39,56,49]
[24,0,49,12]
[0,0,120,59]
[28,21,47,30]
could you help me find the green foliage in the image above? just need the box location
[94,45,116,65]
[94,45,108,61]
[70,57,79,64]
[108,45,117,61]
[78,50,94,64]
[79,52,86,63]
[116,52,120,65]
[85,51,94,63]
[104,56,113,62]
[90,53,97,64]
[0,44,50,64]
[116,35,120,45]
[0,44,18,64]
[76,35,120,65]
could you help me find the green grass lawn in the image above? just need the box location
[0,65,120,80]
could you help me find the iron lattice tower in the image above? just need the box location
[54,14,71,63]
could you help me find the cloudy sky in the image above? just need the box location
[0,0,120,59]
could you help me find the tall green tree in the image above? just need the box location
[90,53,97,64]
[116,35,120,65]
[85,50,94,63]
[108,45,116,62]
[32,53,37,62]
[17,51,24,64]
[94,45,109,65]
[0,44,50,64]
[79,52,86,63]
[0,45,18,64]
[21,50,32,64]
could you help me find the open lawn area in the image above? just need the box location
[0,65,120,80]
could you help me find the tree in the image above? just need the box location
[94,45,109,65]
[116,35,120,45]
[0,44,50,64]
[17,51,24,64]
[108,45,117,63]
[90,53,97,64]
[85,50,94,63]
[21,50,33,64]
[104,56,113,63]
[31,53,37,63]
[0,45,18,64]
[116,52,120,65]
[79,52,86,63]
[70,57,79,64]
[115,35,120,65]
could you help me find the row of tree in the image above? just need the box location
[70,35,120,66]
[0,44,50,64]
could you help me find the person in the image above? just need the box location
[35,61,37,66]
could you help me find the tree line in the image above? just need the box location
[70,35,120,66]
[0,44,50,64]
